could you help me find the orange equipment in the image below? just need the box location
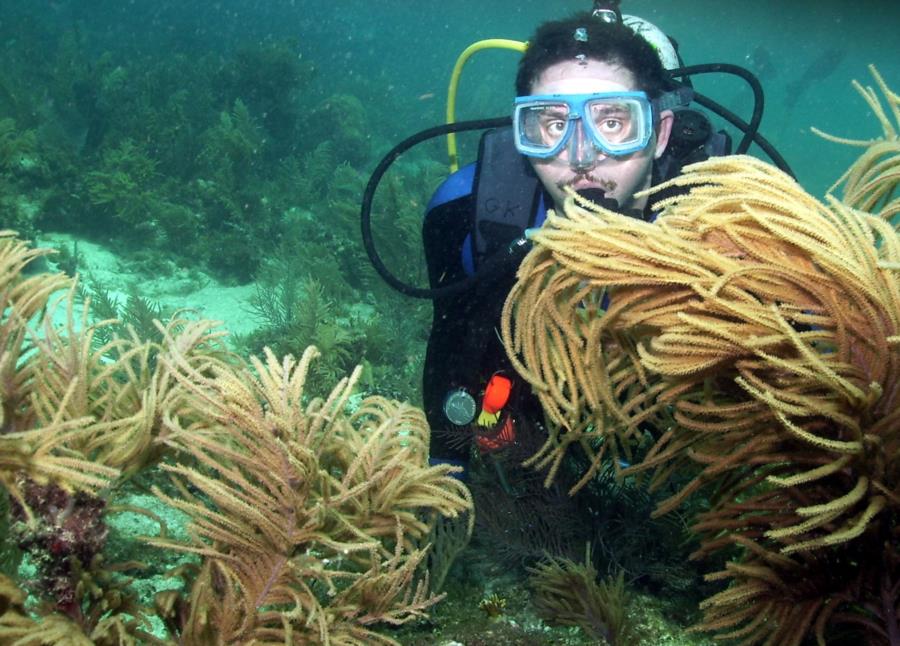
[476,373,512,426]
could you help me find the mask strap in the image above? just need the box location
[653,87,694,112]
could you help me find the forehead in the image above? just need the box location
[530,59,636,95]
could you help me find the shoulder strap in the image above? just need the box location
[472,127,543,262]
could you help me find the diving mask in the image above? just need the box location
[513,91,654,159]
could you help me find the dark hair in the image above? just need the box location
[515,12,670,98]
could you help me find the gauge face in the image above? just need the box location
[443,389,476,426]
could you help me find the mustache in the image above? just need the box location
[556,176,618,192]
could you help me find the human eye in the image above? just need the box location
[545,119,566,135]
[599,117,623,132]
[592,106,632,139]
[538,110,568,139]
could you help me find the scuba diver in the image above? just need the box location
[426,9,710,479]
[360,1,791,481]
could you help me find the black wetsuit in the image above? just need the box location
[422,170,548,470]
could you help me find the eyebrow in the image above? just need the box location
[537,106,568,118]
[591,104,630,115]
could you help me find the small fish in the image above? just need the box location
[417,92,435,101]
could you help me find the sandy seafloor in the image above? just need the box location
[38,232,259,337]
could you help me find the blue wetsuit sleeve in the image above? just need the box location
[426,162,478,277]
[426,163,476,213]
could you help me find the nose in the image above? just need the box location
[567,119,600,170]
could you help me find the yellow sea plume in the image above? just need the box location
[813,64,900,221]
[148,345,474,644]
[504,151,898,490]
[501,146,900,641]
[0,230,474,645]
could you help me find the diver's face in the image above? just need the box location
[526,59,673,211]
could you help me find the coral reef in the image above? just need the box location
[8,482,108,621]
[0,231,473,644]
[501,67,900,645]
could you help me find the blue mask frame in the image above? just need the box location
[513,91,654,158]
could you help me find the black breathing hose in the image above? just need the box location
[360,117,516,299]
[668,63,793,177]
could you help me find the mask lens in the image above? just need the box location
[516,102,571,154]
[585,98,648,151]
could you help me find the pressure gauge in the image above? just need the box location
[443,388,476,426]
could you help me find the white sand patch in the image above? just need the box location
[37,233,260,337]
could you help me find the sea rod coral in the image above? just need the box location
[0,230,473,644]
[501,67,900,645]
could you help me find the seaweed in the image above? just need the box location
[83,139,160,236]
[0,118,39,173]
[77,279,168,349]
[529,550,637,645]
[215,39,313,153]
[238,269,356,398]
[302,93,370,167]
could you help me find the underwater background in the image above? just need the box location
[1,0,899,644]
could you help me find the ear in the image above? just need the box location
[653,109,675,160]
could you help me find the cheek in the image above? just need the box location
[530,159,560,186]
[610,157,655,199]
[529,162,565,203]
